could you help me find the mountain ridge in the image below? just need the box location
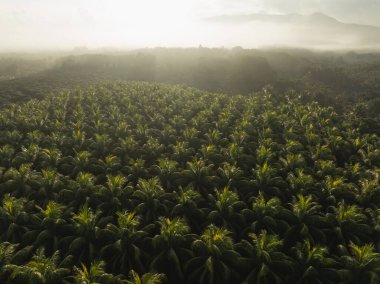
[206,12,380,49]
[207,12,380,28]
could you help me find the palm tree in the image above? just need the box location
[58,151,93,177]
[242,192,287,235]
[0,194,29,243]
[290,241,339,284]
[141,136,164,163]
[256,145,274,165]
[67,172,96,209]
[236,230,294,284]
[28,169,64,203]
[31,201,70,254]
[327,202,372,246]
[207,186,246,234]
[0,241,17,265]
[323,176,357,203]
[2,163,37,197]
[216,162,245,190]
[90,155,122,183]
[178,159,217,197]
[151,158,179,191]
[4,249,70,284]
[171,186,204,232]
[96,174,131,215]
[314,158,337,178]
[73,260,118,284]
[338,242,380,284]
[366,208,380,250]
[100,211,149,274]
[64,203,104,264]
[287,169,314,196]
[251,162,285,199]
[125,270,166,284]
[357,171,380,209]
[200,144,223,164]
[132,177,172,224]
[280,153,306,172]
[171,141,193,167]
[185,224,240,284]
[0,144,15,168]
[123,158,149,184]
[12,143,41,166]
[224,142,244,163]
[0,241,18,281]
[150,217,193,283]
[284,195,327,246]
[39,148,62,169]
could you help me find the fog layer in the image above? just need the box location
[1,0,380,51]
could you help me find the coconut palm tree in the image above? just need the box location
[242,192,288,235]
[178,159,217,197]
[125,270,166,284]
[338,242,380,284]
[171,186,204,232]
[323,176,357,203]
[287,169,314,196]
[357,171,380,209]
[100,211,149,274]
[0,194,30,243]
[4,249,70,284]
[0,241,18,281]
[95,174,132,215]
[123,159,149,184]
[63,203,106,265]
[28,169,64,203]
[73,260,119,284]
[66,172,97,209]
[185,224,240,284]
[216,162,246,190]
[251,162,285,199]
[30,201,70,254]
[132,177,173,224]
[290,241,339,284]
[2,163,37,197]
[0,144,15,168]
[151,158,179,191]
[283,195,328,246]
[58,151,94,178]
[327,202,372,246]
[207,186,246,234]
[236,230,294,284]
[149,217,194,283]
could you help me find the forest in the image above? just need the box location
[0,48,379,135]
[0,81,379,283]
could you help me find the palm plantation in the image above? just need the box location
[0,82,379,283]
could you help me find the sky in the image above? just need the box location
[1,0,380,51]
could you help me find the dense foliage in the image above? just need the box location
[1,48,379,128]
[0,82,379,283]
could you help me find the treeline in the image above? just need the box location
[0,48,379,120]
[0,57,54,82]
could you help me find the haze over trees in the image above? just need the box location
[0,0,380,283]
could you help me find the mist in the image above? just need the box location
[1,0,380,52]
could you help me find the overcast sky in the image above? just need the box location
[1,0,379,50]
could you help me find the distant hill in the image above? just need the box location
[208,13,380,49]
